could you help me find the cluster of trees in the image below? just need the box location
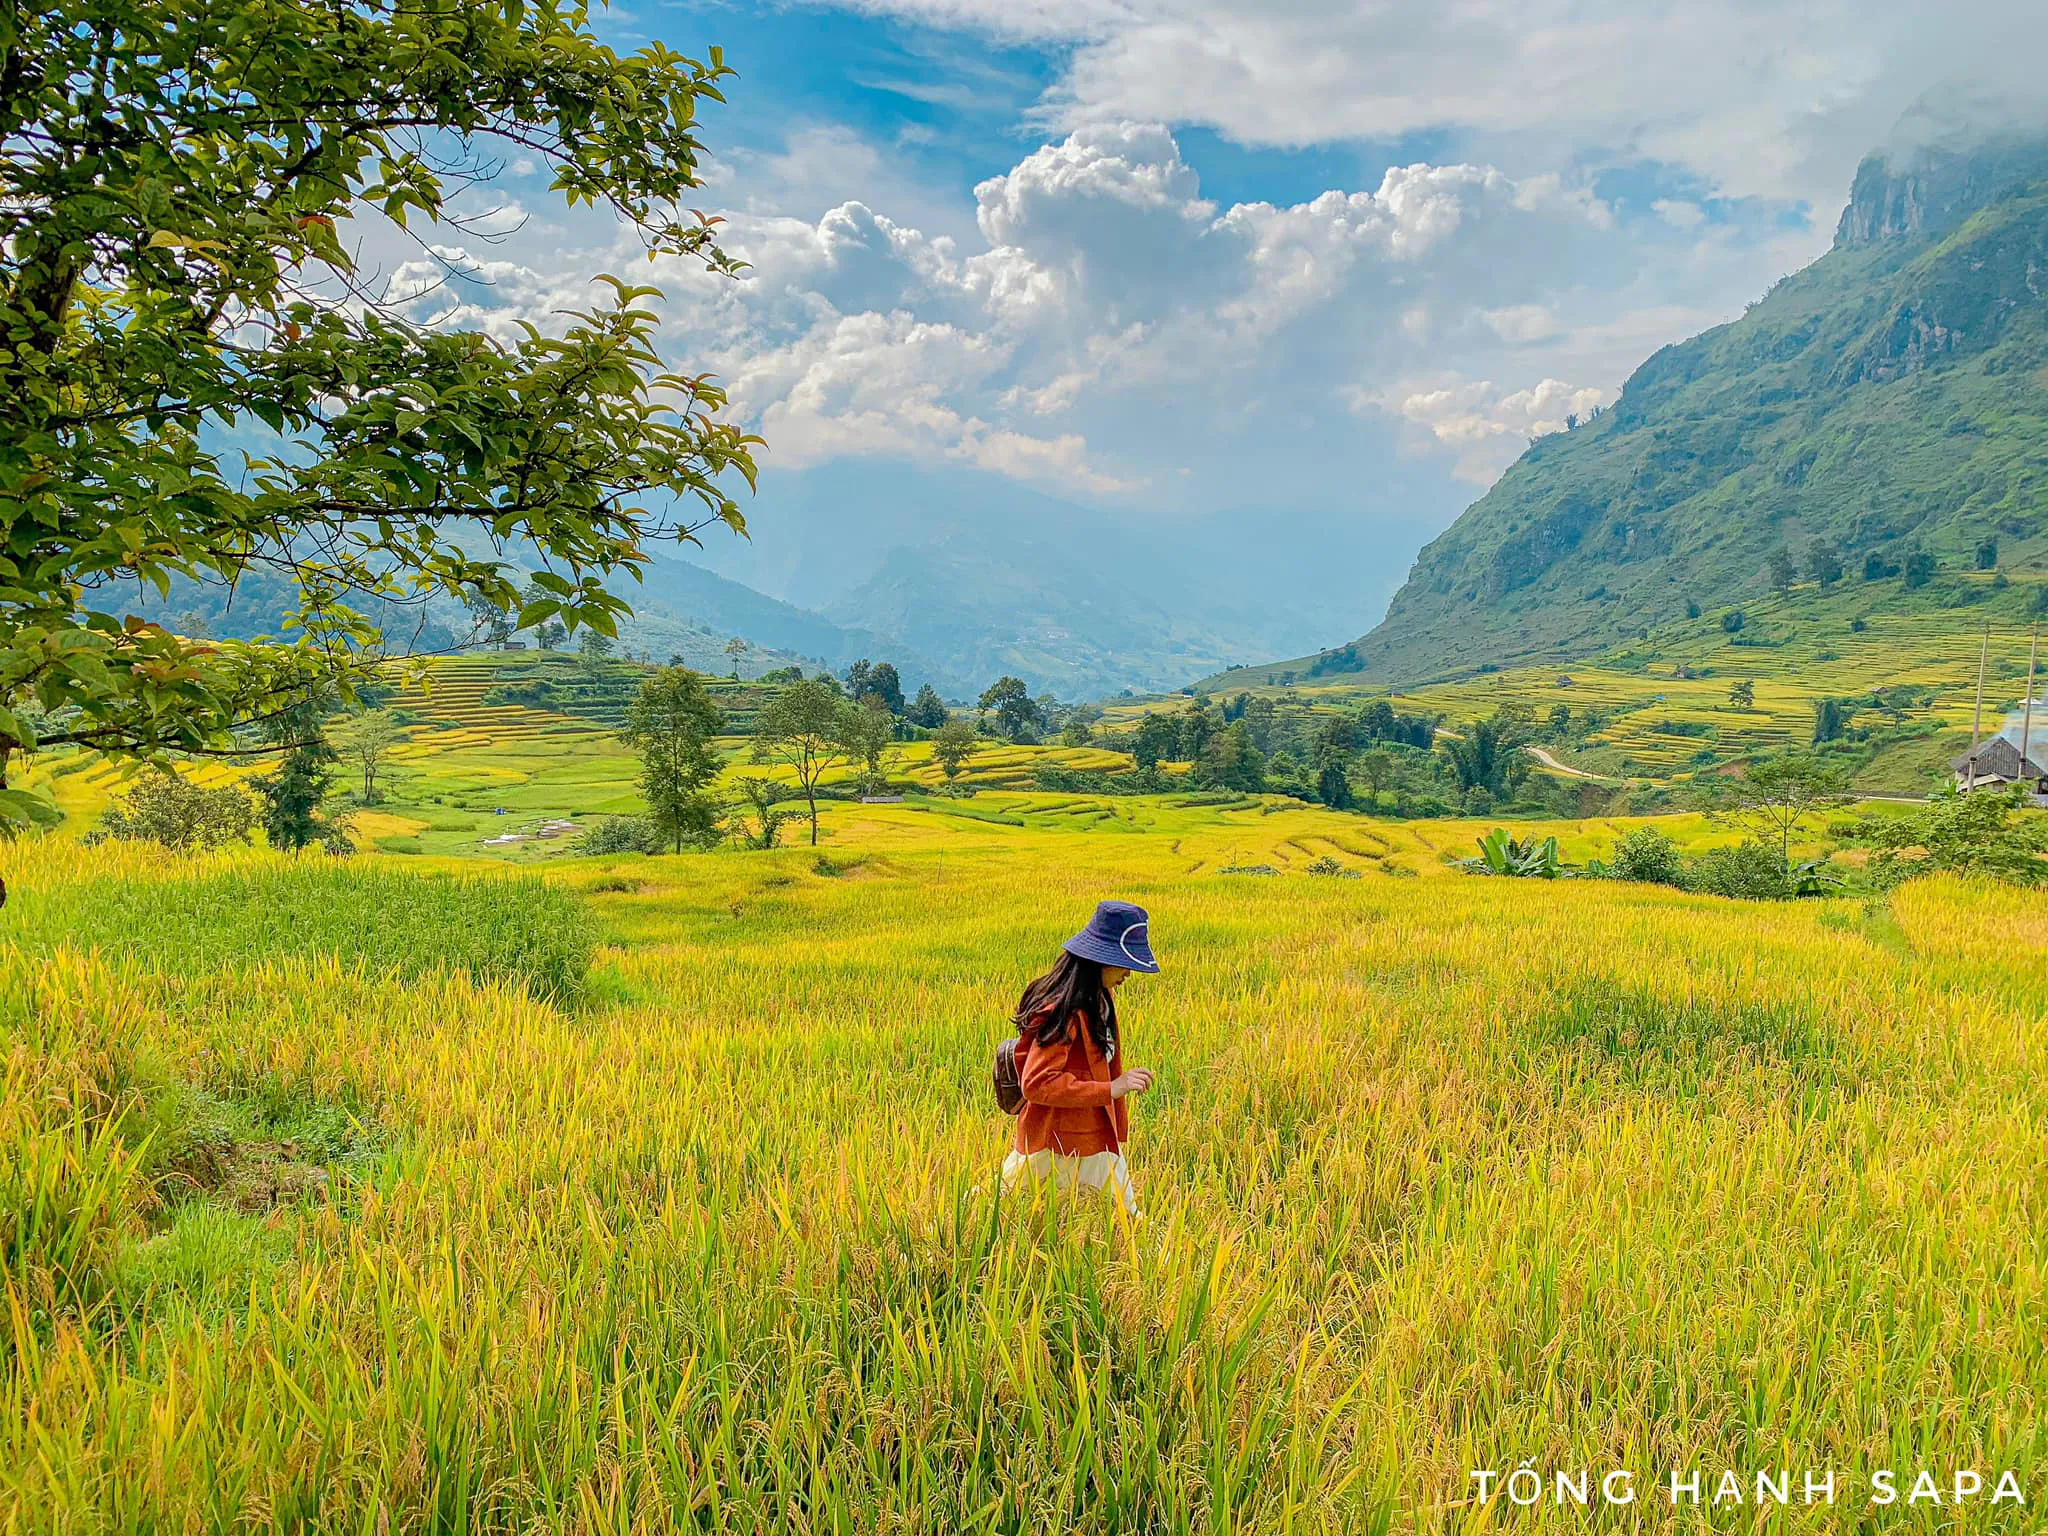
[838,659,950,730]
[88,695,387,855]
[605,668,953,854]
[1085,693,1445,807]
[1756,537,1950,600]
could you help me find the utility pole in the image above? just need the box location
[2022,626,2040,802]
[1968,625,1988,790]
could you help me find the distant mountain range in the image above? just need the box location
[618,552,973,694]
[1250,124,2048,689]
[671,462,1415,699]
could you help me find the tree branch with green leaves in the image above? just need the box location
[0,0,761,830]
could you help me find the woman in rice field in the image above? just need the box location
[1000,899,1158,1217]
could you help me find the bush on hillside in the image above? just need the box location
[1030,764,1174,795]
[1685,840,1793,900]
[1867,788,2048,888]
[88,769,256,851]
[575,816,660,856]
[1610,826,1685,886]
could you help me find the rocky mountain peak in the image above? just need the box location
[1834,103,2048,250]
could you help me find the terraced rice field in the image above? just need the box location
[4,812,2042,1530]
[1179,588,2035,787]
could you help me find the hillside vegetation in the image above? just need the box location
[1206,580,2046,793]
[1308,140,2048,687]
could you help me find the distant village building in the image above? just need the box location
[1953,702,2048,798]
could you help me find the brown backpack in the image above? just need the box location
[992,1036,1025,1115]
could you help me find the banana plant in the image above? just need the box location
[1462,826,1566,878]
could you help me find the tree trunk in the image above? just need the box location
[807,787,819,844]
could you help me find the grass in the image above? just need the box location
[3,850,594,1003]
[3,814,2044,1530]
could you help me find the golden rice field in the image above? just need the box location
[5,797,2045,1532]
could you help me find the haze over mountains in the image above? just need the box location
[667,460,1446,698]
[1289,118,2048,687]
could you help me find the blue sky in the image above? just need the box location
[379,0,2048,646]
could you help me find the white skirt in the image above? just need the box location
[1002,1147,1141,1217]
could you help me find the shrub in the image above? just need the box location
[89,770,255,851]
[1868,788,2048,887]
[1610,826,1684,885]
[1686,840,1792,900]
[575,816,659,856]
[1303,855,1359,878]
[1721,610,1745,633]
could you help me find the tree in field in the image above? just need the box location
[977,676,1043,741]
[464,590,517,648]
[1359,700,1397,742]
[90,769,255,851]
[845,698,893,778]
[1811,696,1850,745]
[0,0,759,837]
[907,685,949,730]
[1200,720,1265,792]
[1869,786,2048,887]
[847,660,905,716]
[537,620,569,653]
[622,668,726,853]
[725,775,792,849]
[1805,540,1844,588]
[1132,713,1177,770]
[1312,717,1356,808]
[1767,547,1798,594]
[1729,679,1756,709]
[725,637,749,678]
[753,678,857,845]
[1176,702,1219,761]
[932,718,978,782]
[1060,715,1094,748]
[1441,705,1533,798]
[1725,753,1846,867]
[333,709,406,804]
[253,699,348,851]
[1356,748,1394,809]
[579,630,617,670]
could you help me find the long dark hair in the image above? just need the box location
[1015,950,1117,1056]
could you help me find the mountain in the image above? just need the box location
[1298,129,2048,688]
[117,549,959,693]
[824,533,1284,698]
[621,553,971,695]
[682,459,1436,698]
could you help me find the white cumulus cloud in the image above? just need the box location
[370,119,1785,511]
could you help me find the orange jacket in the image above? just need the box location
[1012,1008,1127,1157]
